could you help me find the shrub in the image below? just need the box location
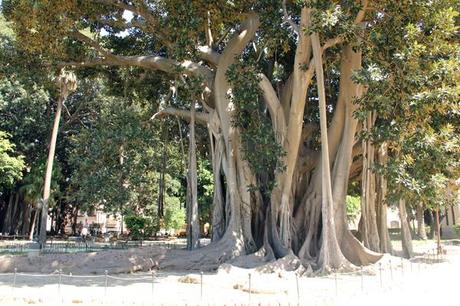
[124,215,147,240]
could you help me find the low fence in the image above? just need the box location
[0,247,447,305]
[0,240,186,254]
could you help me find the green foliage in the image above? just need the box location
[124,214,147,240]
[163,195,185,231]
[226,59,285,192]
[345,195,360,221]
[197,158,213,225]
[356,0,460,208]
[0,131,25,188]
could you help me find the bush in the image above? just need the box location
[164,196,185,231]
[144,217,160,238]
[124,215,147,240]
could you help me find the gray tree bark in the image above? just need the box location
[186,100,200,250]
[399,198,414,258]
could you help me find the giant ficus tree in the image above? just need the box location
[4,0,457,271]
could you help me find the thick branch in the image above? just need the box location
[71,31,115,59]
[214,13,261,140]
[152,107,210,124]
[197,45,220,66]
[258,74,287,143]
[354,0,369,24]
[68,32,214,84]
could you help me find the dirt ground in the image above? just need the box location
[0,240,458,305]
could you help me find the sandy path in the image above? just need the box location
[0,242,458,305]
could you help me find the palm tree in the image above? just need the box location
[38,69,77,245]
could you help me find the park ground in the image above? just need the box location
[0,239,459,305]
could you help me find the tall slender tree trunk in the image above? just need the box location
[39,95,63,246]
[39,70,76,245]
[376,143,393,253]
[10,193,20,234]
[2,192,13,234]
[21,203,31,236]
[72,206,78,235]
[360,112,380,252]
[399,198,413,258]
[312,32,348,270]
[187,100,200,250]
[29,209,38,241]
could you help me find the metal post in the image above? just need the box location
[13,267,17,297]
[200,271,203,304]
[360,266,364,292]
[436,205,441,256]
[13,268,17,288]
[104,270,108,297]
[152,271,155,295]
[151,270,155,306]
[296,274,300,305]
[248,273,252,306]
[379,263,382,288]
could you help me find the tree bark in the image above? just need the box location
[277,8,312,248]
[29,209,38,241]
[399,198,413,258]
[186,100,200,250]
[39,95,64,246]
[2,192,13,235]
[360,112,380,252]
[376,143,393,253]
[416,204,427,240]
[312,32,348,270]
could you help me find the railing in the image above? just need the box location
[0,240,187,254]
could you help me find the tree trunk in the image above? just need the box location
[72,206,78,235]
[399,198,413,258]
[312,32,348,271]
[10,193,20,234]
[376,143,393,253]
[360,112,380,252]
[416,204,427,240]
[2,192,13,234]
[186,100,200,250]
[39,96,64,246]
[29,209,38,241]
[152,12,384,272]
[21,203,31,236]
[157,152,166,218]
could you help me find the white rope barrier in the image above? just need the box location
[16,272,59,277]
[61,274,106,279]
[0,247,447,306]
[106,275,152,281]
